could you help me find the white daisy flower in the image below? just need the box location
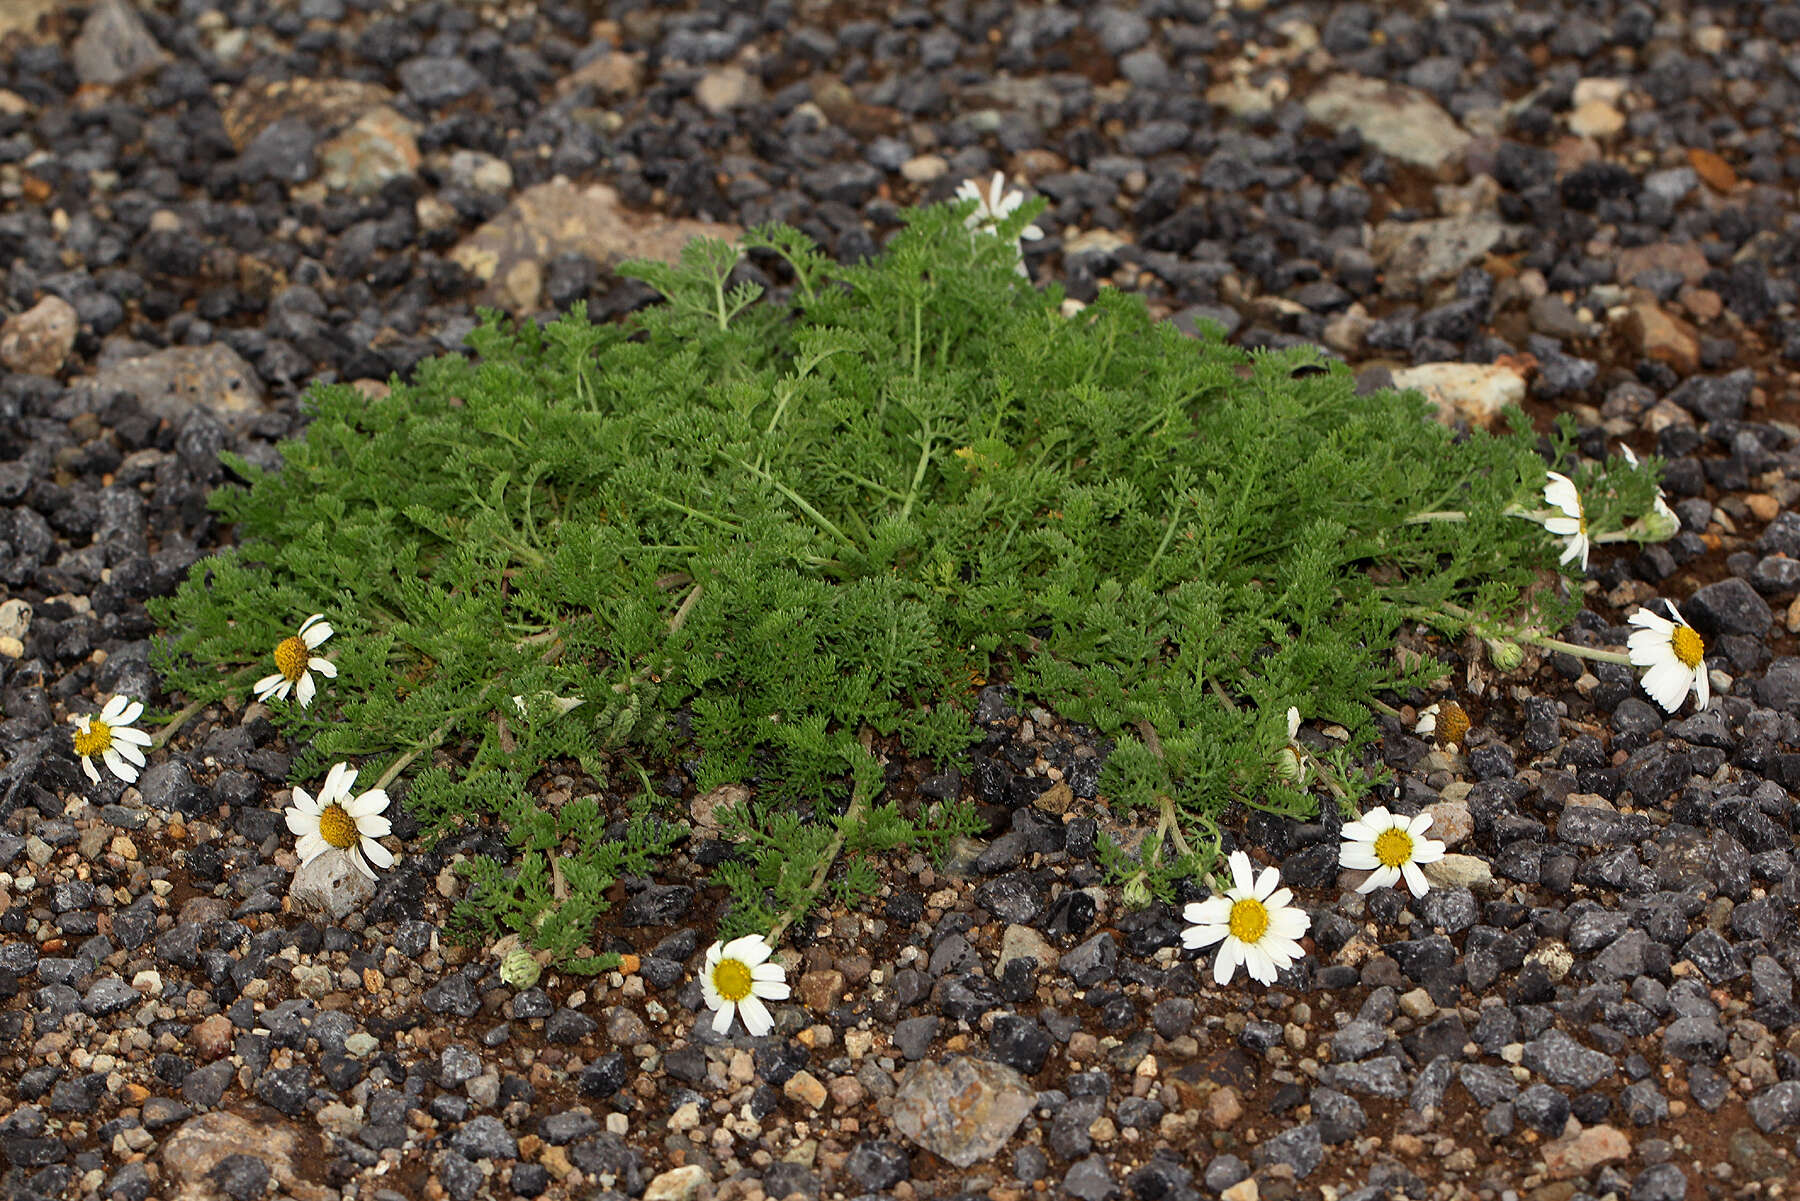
[1339,806,1447,898]
[1181,851,1311,987]
[700,933,790,1037]
[253,613,338,708]
[70,695,153,785]
[955,172,1044,275]
[1542,471,1590,572]
[285,761,394,879]
[1627,599,1709,713]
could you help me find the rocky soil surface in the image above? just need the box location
[4,2,1800,1201]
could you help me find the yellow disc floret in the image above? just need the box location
[1228,897,1269,945]
[318,801,359,849]
[274,635,310,683]
[1671,625,1705,670]
[73,720,112,758]
[712,958,753,1002]
[1435,700,1470,747]
[1374,827,1414,869]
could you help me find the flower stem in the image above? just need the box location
[766,778,867,946]
[1412,602,1635,666]
[149,698,209,751]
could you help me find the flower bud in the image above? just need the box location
[1122,876,1153,910]
[1635,504,1679,543]
[1272,745,1308,785]
[500,946,542,989]
[1485,638,1524,672]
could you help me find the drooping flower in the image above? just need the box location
[1542,472,1590,572]
[1620,445,1680,540]
[1414,700,1469,748]
[1339,806,1447,898]
[70,695,153,785]
[700,933,790,1036]
[285,761,394,878]
[1181,851,1311,987]
[955,172,1044,274]
[253,614,338,708]
[1628,599,1709,713]
[1272,706,1308,784]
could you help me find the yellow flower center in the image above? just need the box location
[1374,827,1414,869]
[712,958,753,1003]
[1435,700,1470,747]
[274,635,310,683]
[73,720,112,758]
[1228,897,1269,945]
[318,802,359,850]
[1671,625,1705,670]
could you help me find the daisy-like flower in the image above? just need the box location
[955,172,1044,274]
[253,614,337,707]
[70,695,153,785]
[700,933,790,1036]
[1339,806,1447,898]
[1413,700,1469,748]
[1181,851,1311,987]
[1542,471,1590,572]
[1627,599,1709,713]
[285,761,394,878]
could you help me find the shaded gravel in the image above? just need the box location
[5,1,1800,1200]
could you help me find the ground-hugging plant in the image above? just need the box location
[150,196,1668,968]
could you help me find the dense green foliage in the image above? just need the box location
[151,199,1661,963]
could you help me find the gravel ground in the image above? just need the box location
[4,2,1800,1200]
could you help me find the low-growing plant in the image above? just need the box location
[151,196,1667,965]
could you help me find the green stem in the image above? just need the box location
[731,457,855,547]
[1403,509,1468,525]
[898,419,935,524]
[766,779,867,946]
[150,698,209,751]
[1414,602,1636,667]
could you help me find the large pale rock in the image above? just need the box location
[1302,75,1470,170]
[76,343,266,428]
[892,1056,1035,1168]
[1621,300,1699,376]
[644,1165,712,1201]
[1390,362,1528,430]
[71,0,171,86]
[1422,852,1494,892]
[0,0,56,39]
[0,295,78,376]
[318,106,421,196]
[449,180,741,312]
[289,848,377,920]
[161,1112,328,1201]
[1543,1123,1631,1180]
[222,77,395,149]
[1371,216,1510,299]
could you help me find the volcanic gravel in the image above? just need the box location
[4,2,1800,1201]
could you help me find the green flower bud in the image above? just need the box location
[1122,876,1152,909]
[500,947,542,989]
[1485,638,1524,672]
[1272,745,1308,785]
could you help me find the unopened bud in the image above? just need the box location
[1122,876,1153,910]
[1485,638,1524,672]
[500,946,542,989]
[1636,504,1679,543]
[1272,745,1308,785]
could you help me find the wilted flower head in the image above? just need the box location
[1542,472,1590,573]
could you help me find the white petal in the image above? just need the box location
[1543,472,1581,516]
[1184,922,1228,949]
[752,977,791,1000]
[349,789,390,817]
[359,838,394,870]
[349,848,378,879]
[102,748,131,782]
[750,963,787,983]
[309,657,338,679]
[1242,943,1277,986]
[700,970,722,1009]
[116,700,144,726]
[271,679,293,701]
[703,941,723,969]
[114,740,146,767]
[358,815,392,838]
[295,832,329,863]
[1253,865,1281,901]
[1356,865,1401,893]
[254,673,286,700]
[113,727,153,746]
[1268,907,1311,940]
[1629,607,1673,634]
[1407,812,1435,836]
[725,935,773,967]
[738,995,773,1037]
[296,672,316,708]
[1228,851,1256,895]
[1213,939,1242,986]
[1411,839,1447,864]
[1641,661,1692,712]
[1264,887,1294,912]
[1665,600,1688,625]
[101,695,130,721]
[286,807,316,836]
[711,1000,736,1035]
[1693,665,1710,710]
[82,756,100,784]
[302,619,334,647]
[1339,844,1381,869]
[1543,516,1582,537]
[1401,861,1431,897]
[1184,897,1233,926]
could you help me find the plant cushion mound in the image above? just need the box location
[151,200,1639,964]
